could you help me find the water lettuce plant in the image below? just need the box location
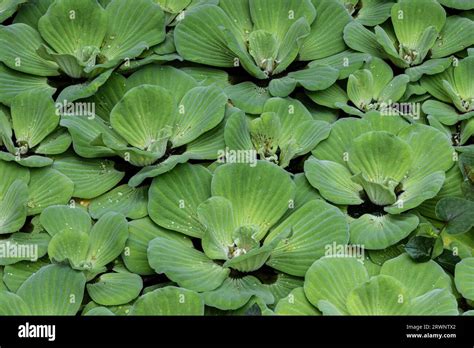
[305,113,455,249]
[344,0,474,81]
[0,0,473,317]
[307,57,410,117]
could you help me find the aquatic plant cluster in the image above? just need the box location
[0,0,473,316]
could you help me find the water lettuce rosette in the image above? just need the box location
[60,66,229,185]
[144,161,349,311]
[305,113,455,249]
[304,254,459,315]
[307,57,410,117]
[422,56,474,144]
[224,97,330,167]
[344,0,474,81]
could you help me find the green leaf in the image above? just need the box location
[307,83,349,110]
[409,288,458,315]
[148,164,212,238]
[347,131,413,205]
[225,82,271,114]
[385,171,446,215]
[293,66,337,94]
[0,23,59,76]
[455,257,474,300]
[381,254,452,298]
[38,0,107,57]
[346,275,409,315]
[309,51,371,80]
[250,0,316,45]
[378,74,410,103]
[355,0,394,26]
[171,85,227,147]
[391,0,446,51]
[60,115,119,158]
[122,217,192,275]
[202,276,273,310]
[13,0,54,30]
[86,212,128,271]
[110,85,175,153]
[0,180,28,234]
[0,268,5,291]
[88,184,148,220]
[130,286,204,315]
[0,0,27,23]
[47,229,90,269]
[181,66,230,89]
[405,57,453,82]
[350,213,419,250]
[212,161,295,241]
[224,228,290,272]
[0,291,31,315]
[82,73,126,121]
[0,159,29,200]
[148,237,230,292]
[304,257,369,315]
[128,154,191,188]
[198,197,237,260]
[35,128,72,155]
[312,117,370,165]
[0,63,55,106]
[40,205,91,237]
[3,259,50,292]
[431,16,474,59]
[174,4,238,67]
[262,273,303,305]
[53,156,124,200]
[223,111,255,155]
[17,264,86,315]
[27,167,74,215]
[405,236,436,262]
[343,21,386,58]
[0,151,54,168]
[127,65,197,102]
[437,0,474,9]
[274,287,320,315]
[347,69,374,111]
[156,0,191,14]
[393,123,453,190]
[273,17,311,75]
[248,30,278,73]
[266,200,350,276]
[423,100,473,126]
[11,89,59,149]
[268,77,297,98]
[95,0,166,71]
[363,112,409,134]
[56,69,114,103]
[300,0,350,60]
[280,173,320,221]
[87,272,143,306]
[417,165,464,219]
[454,56,474,108]
[305,157,363,205]
[436,197,474,234]
[83,306,115,316]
